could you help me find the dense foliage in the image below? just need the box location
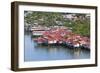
[24,11,90,37]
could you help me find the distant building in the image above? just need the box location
[31,26,50,36]
[62,14,76,21]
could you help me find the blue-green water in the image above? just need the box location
[24,33,90,62]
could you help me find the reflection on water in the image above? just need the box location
[24,33,90,62]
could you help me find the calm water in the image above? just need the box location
[24,33,90,62]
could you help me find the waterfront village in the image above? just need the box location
[30,26,90,50]
[24,12,90,50]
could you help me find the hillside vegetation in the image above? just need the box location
[24,11,90,37]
